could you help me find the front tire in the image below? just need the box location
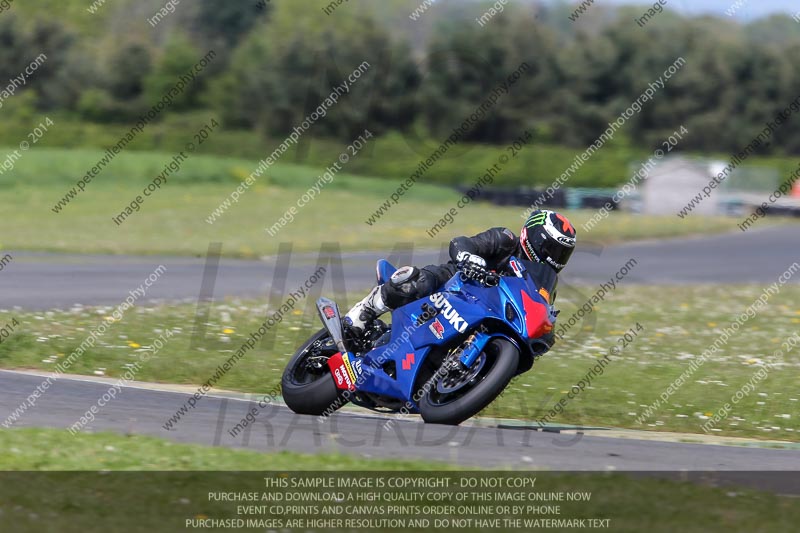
[282,328,348,416]
[418,337,519,425]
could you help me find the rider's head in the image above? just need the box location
[520,210,576,273]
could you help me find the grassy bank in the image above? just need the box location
[0,118,645,189]
[5,116,800,190]
[0,147,766,257]
[1,284,798,441]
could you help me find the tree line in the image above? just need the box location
[4,0,800,157]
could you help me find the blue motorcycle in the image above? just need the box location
[281,256,557,425]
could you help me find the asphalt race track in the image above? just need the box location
[1,225,798,310]
[2,370,800,494]
[1,226,799,493]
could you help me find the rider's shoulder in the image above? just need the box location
[491,227,516,241]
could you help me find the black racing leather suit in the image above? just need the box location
[381,227,559,309]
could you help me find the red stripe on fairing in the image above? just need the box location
[521,290,552,339]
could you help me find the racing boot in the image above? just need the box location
[344,285,389,336]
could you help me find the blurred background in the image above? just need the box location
[1,0,800,478]
[2,0,800,259]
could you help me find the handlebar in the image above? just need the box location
[456,261,500,287]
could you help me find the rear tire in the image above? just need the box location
[418,337,518,425]
[282,328,348,416]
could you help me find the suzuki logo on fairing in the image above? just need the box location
[429,293,469,333]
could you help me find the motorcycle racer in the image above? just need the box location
[344,209,577,353]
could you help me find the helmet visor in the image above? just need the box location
[540,235,574,271]
[527,226,574,271]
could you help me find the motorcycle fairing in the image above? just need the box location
[347,257,554,410]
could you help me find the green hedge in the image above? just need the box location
[2,116,796,189]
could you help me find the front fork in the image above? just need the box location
[457,329,492,368]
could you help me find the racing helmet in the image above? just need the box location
[520,210,576,273]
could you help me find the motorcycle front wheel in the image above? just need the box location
[418,337,519,425]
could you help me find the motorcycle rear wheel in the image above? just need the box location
[418,337,519,425]
[282,328,349,416]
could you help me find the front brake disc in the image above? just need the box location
[436,352,486,394]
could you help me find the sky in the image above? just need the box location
[596,0,797,21]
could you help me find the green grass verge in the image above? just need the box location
[0,430,798,532]
[0,146,773,257]
[1,284,798,441]
[0,427,454,470]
